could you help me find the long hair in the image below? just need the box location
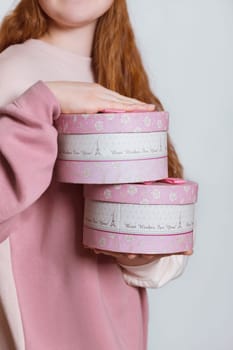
[0,0,183,177]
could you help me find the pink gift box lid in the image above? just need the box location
[84,178,198,205]
[54,111,169,134]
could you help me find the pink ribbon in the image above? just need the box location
[143,177,187,185]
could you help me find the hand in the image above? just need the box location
[85,246,193,266]
[45,81,155,113]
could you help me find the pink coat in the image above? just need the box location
[0,39,188,350]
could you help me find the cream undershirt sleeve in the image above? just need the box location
[119,254,189,289]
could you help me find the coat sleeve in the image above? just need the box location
[118,254,189,288]
[0,81,61,242]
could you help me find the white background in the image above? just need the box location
[1,1,233,349]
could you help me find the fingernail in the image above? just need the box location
[128,254,137,259]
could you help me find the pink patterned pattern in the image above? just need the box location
[83,227,193,254]
[84,179,198,204]
[83,179,197,253]
[54,111,169,134]
[55,157,168,184]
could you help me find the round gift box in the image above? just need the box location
[83,178,198,254]
[54,111,169,184]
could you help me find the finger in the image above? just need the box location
[98,92,155,108]
[99,87,145,102]
[111,99,155,109]
[93,248,123,258]
[103,92,149,105]
[109,97,149,106]
[155,251,192,256]
[126,254,137,259]
[144,254,157,260]
[99,100,155,112]
[174,250,193,256]
[102,89,151,106]
[183,250,193,255]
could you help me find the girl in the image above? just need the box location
[0,0,191,349]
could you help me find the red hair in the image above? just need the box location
[0,0,183,177]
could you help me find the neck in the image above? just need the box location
[40,20,97,57]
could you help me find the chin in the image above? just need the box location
[39,0,114,27]
[54,13,98,28]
